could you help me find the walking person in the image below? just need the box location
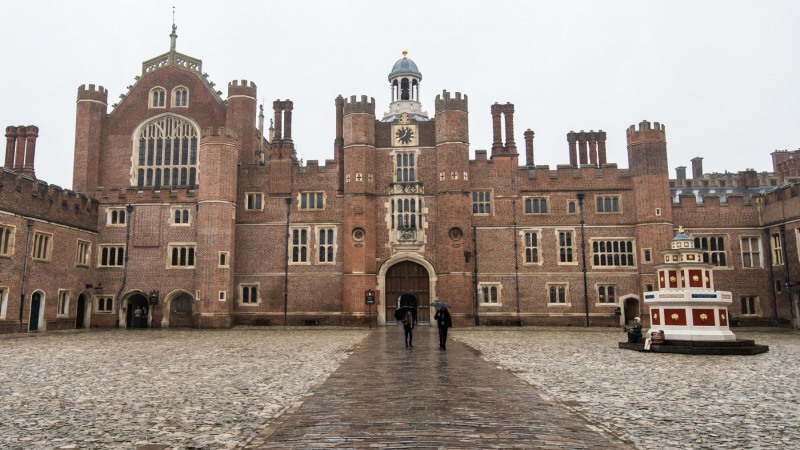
[403,311,414,348]
[434,307,452,350]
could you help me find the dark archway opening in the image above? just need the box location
[126,294,150,328]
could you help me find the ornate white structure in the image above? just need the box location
[644,228,736,341]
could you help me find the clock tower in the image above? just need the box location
[383,50,428,122]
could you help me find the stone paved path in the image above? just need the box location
[243,326,633,449]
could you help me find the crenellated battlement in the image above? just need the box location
[228,79,257,98]
[0,169,98,228]
[343,95,375,115]
[77,84,108,103]
[201,127,239,140]
[95,185,198,204]
[626,120,666,144]
[435,90,468,112]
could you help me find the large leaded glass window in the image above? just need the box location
[134,115,199,189]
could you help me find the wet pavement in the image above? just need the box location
[1,326,797,449]
[243,326,632,449]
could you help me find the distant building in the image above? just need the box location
[2,28,799,333]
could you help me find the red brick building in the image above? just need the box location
[2,30,799,332]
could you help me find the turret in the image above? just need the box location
[73,84,108,194]
[626,120,668,177]
[196,126,239,327]
[226,80,257,164]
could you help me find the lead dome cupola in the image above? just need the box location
[388,51,422,80]
[383,50,428,121]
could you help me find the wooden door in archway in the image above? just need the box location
[385,261,430,324]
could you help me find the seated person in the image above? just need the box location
[624,317,643,343]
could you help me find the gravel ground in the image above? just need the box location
[453,327,800,450]
[0,328,368,450]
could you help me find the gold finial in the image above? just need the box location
[402,49,408,58]
[677,225,685,234]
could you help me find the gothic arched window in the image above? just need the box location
[134,115,199,189]
[150,87,166,108]
[172,86,189,107]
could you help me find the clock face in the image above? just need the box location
[394,126,415,146]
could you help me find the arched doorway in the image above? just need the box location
[385,261,430,324]
[168,292,194,328]
[126,294,150,328]
[624,297,640,325]
[29,291,44,332]
[75,294,87,329]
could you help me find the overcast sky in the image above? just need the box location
[1,0,798,190]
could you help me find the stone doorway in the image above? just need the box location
[126,294,150,328]
[385,261,430,324]
[29,291,44,332]
[75,294,87,329]
[624,297,640,325]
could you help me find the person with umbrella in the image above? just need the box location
[402,310,414,348]
[432,301,452,350]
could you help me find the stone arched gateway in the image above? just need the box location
[161,290,195,328]
[377,255,437,326]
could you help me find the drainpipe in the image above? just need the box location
[472,225,480,326]
[115,204,134,328]
[283,197,292,326]
[577,192,589,327]
[511,166,521,325]
[18,219,33,332]
[779,224,796,325]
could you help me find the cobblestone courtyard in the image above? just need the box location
[0,327,797,449]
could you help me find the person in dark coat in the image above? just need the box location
[625,317,642,343]
[403,310,414,348]
[434,307,452,350]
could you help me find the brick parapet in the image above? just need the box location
[77,84,109,103]
[343,95,375,116]
[0,169,98,230]
[434,90,468,113]
[227,79,257,98]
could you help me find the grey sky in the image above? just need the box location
[1,0,797,190]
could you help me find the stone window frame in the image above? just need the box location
[642,248,652,264]
[591,238,636,268]
[219,251,229,268]
[521,228,542,265]
[106,207,127,226]
[595,194,621,214]
[740,236,763,268]
[98,244,126,268]
[596,284,617,305]
[290,226,311,265]
[0,223,16,257]
[57,289,70,317]
[0,286,8,319]
[218,291,227,302]
[76,239,91,267]
[770,233,783,266]
[171,207,191,226]
[32,231,53,262]
[245,192,264,211]
[299,191,325,210]
[239,283,260,306]
[167,243,196,269]
[149,86,166,108]
[567,199,577,214]
[478,283,501,305]
[316,226,337,264]
[694,234,728,267]
[171,86,189,108]
[523,196,549,215]
[471,190,493,215]
[547,283,570,306]
[95,295,114,313]
[740,295,760,316]
[133,114,199,189]
[393,150,418,183]
[555,228,577,265]
[391,196,423,230]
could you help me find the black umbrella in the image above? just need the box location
[430,301,450,309]
[394,306,414,321]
